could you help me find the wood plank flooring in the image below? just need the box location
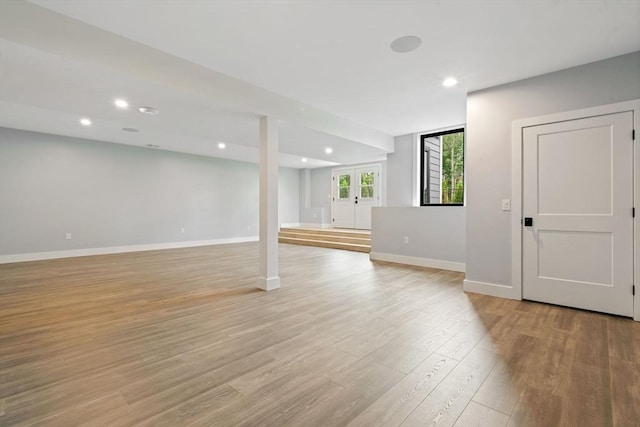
[0,242,638,426]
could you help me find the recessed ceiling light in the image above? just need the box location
[114,99,129,109]
[122,127,139,133]
[80,118,91,126]
[146,144,160,148]
[138,106,159,115]
[325,147,333,154]
[218,142,226,149]
[301,157,308,163]
[390,35,422,53]
[442,77,458,87]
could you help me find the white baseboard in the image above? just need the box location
[463,279,519,300]
[257,276,281,291]
[0,236,259,264]
[295,222,332,229]
[369,252,465,273]
[280,223,301,228]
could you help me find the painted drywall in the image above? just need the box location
[310,166,333,209]
[297,166,333,226]
[278,167,300,225]
[298,168,330,225]
[371,206,465,271]
[385,134,414,206]
[466,51,640,292]
[0,127,299,256]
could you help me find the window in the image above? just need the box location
[338,173,351,199]
[360,171,374,198]
[420,128,464,206]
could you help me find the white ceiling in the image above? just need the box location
[1,0,639,168]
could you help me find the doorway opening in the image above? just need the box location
[331,163,381,230]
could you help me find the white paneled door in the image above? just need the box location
[332,165,380,229]
[522,111,634,316]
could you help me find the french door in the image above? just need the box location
[332,165,380,229]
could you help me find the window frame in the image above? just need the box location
[420,128,465,207]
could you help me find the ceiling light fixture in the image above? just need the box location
[442,77,458,87]
[301,157,308,163]
[138,106,159,115]
[325,147,333,154]
[390,35,422,53]
[218,142,226,149]
[80,118,91,126]
[114,99,129,109]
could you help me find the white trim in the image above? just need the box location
[463,279,518,300]
[0,236,259,264]
[635,103,640,322]
[511,99,640,321]
[299,222,332,229]
[412,133,420,206]
[257,276,280,291]
[280,222,332,229]
[369,252,465,273]
[280,222,301,228]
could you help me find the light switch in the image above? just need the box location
[502,199,511,211]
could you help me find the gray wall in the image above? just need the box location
[309,166,332,209]
[0,128,300,255]
[278,167,300,225]
[298,168,330,225]
[371,207,465,264]
[466,51,640,287]
[386,134,414,206]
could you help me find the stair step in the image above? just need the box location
[278,237,370,253]
[278,231,370,245]
[280,227,370,239]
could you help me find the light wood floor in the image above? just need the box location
[0,243,638,426]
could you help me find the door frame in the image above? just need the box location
[331,162,382,229]
[510,99,640,321]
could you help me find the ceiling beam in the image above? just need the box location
[0,1,394,153]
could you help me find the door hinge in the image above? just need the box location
[633,129,636,140]
[332,218,335,222]
[633,285,636,296]
[332,197,335,202]
[633,207,636,218]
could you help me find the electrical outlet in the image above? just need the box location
[65,232,72,240]
[180,227,185,233]
[502,199,511,211]
[403,236,409,244]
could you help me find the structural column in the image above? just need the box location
[257,115,280,291]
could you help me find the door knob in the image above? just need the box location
[524,217,533,227]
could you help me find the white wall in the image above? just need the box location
[298,167,332,226]
[370,207,465,272]
[278,167,300,225]
[0,128,300,258]
[465,51,640,295]
[385,134,414,206]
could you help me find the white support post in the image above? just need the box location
[257,116,280,291]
